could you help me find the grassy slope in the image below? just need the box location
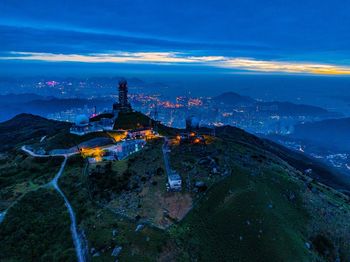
[217,125,350,194]
[264,139,350,194]
[0,112,113,153]
[59,155,176,261]
[0,188,75,261]
[173,166,310,261]
[0,113,71,152]
[168,134,310,261]
[0,151,64,211]
[114,111,179,135]
[106,138,192,228]
[41,131,113,151]
[168,127,350,261]
[1,113,349,261]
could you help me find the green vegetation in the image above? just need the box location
[114,111,153,130]
[0,151,63,211]
[41,131,112,152]
[86,138,166,206]
[89,161,133,201]
[58,154,175,261]
[0,113,71,152]
[168,135,312,260]
[106,138,193,227]
[114,111,179,135]
[0,188,75,261]
[171,166,311,261]
[167,127,350,261]
[1,113,349,261]
[169,138,224,190]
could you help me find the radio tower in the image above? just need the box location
[113,79,132,114]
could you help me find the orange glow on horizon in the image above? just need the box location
[3,51,350,75]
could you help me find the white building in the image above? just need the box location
[127,128,154,139]
[70,114,91,135]
[106,139,146,160]
[70,114,115,136]
[168,172,182,191]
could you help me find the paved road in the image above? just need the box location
[52,157,86,262]
[21,145,86,262]
[162,137,172,176]
[21,145,78,158]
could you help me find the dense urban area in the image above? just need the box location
[1,76,349,176]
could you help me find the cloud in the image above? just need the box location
[219,58,350,75]
[2,51,350,75]
[1,51,225,64]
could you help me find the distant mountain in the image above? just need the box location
[256,101,336,116]
[0,93,48,105]
[214,92,339,117]
[293,117,350,151]
[0,95,113,122]
[213,91,255,105]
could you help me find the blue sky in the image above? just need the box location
[1,0,350,75]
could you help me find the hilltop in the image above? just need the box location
[213,92,255,105]
[0,113,71,152]
[293,117,350,151]
[0,113,349,261]
[114,111,179,135]
[214,91,337,117]
[256,101,332,116]
[0,95,111,122]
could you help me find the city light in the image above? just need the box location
[108,131,128,142]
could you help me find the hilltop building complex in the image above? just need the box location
[70,80,132,135]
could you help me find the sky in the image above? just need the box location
[1,0,350,76]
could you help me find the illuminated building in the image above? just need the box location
[127,128,155,139]
[71,80,133,135]
[108,131,128,142]
[81,138,146,163]
[177,132,205,144]
[107,139,146,160]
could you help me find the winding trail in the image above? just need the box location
[20,146,86,262]
[51,157,85,262]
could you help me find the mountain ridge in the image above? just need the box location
[0,113,349,261]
